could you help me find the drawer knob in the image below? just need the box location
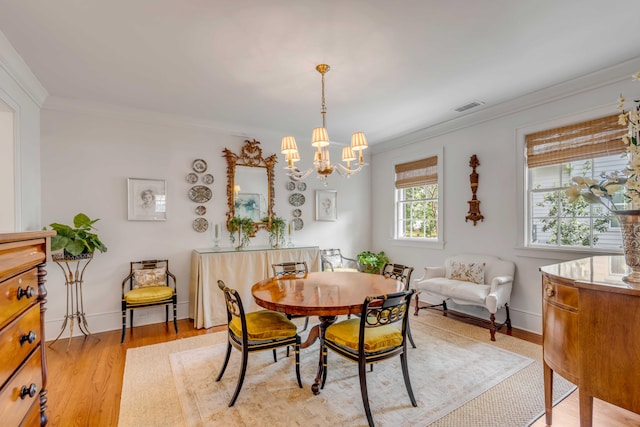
[17,286,35,300]
[20,331,37,345]
[545,285,555,297]
[20,384,37,399]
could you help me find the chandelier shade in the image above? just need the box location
[281,63,368,183]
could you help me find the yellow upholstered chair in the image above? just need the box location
[381,263,416,348]
[121,259,177,343]
[322,290,417,427]
[216,280,302,407]
[320,248,359,272]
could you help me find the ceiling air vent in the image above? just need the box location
[454,100,485,113]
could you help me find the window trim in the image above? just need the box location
[516,107,624,256]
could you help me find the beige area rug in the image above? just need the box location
[118,312,575,427]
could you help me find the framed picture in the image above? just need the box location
[234,193,261,222]
[315,190,337,221]
[127,178,167,221]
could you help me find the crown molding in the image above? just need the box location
[0,30,48,107]
[372,56,640,155]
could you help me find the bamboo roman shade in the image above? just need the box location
[526,114,627,168]
[395,156,438,189]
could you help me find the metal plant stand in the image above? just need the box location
[49,252,97,349]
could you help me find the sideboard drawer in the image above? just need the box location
[0,304,41,388]
[0,269,38,328]
[543,278,578,310]
[0,350,42,427]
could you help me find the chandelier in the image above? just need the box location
[281,64,368,183]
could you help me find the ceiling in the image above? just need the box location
[1,0,640,146]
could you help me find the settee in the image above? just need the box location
[413,254,515,341]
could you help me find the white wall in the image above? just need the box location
[40,107,371,338]
[371,58,640,334]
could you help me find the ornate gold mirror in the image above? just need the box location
[223,139,277,235]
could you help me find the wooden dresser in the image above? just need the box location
[0,231,54,426]
[540,256,640,427]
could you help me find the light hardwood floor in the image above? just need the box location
[45,318,640,426]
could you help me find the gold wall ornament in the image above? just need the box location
[223,139,277,236]
[465,154,484,226]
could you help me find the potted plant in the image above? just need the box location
[266,216,286,249]
[47,213,108,259]
[228,217,254,250]
[357,250,390,274]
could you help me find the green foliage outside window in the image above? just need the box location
[399,185,438,238]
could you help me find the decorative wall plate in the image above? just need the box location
[195,205,206,216]
[286,181,296,191]
[192,159,207,173]
[292,208,302,217]
[292,217,304,231]
[289,193,305,206]
[202,174,214,185]
[192,217,209,232]
[189,185,212,203]
[186,173,198,184]
[297,182,307,191]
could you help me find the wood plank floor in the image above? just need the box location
[44,317,640,426]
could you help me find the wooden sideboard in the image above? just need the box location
[540,256,640,427]
[0,231,54,426]
[189,246,320,328]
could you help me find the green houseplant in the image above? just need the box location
[228,217,254,250]
[47,213,108,257]
[265,216,286,249]
[357,250,390,274]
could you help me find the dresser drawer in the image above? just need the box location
[0,350,42,427]
[543,277,578,310]
[0,304,41,389]
[0,269,38,328]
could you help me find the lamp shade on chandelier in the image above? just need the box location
[281,64,368,183]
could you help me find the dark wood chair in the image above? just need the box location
[121,259,177,343]
[320,248,359,272]
[381,263,416,348]
[216,280,302,407]
[322,290,417,427]
[272,261,310,332]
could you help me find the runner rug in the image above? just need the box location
[118,311,575,426]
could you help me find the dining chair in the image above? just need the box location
[120,259,177,343]
[381,263,416,348]
[271,261,310,332]
[322,290,417,427]
[320,248,360,272]
[216,280,302,407]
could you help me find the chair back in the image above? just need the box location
[320,248,358,271]
[359,290,415,351]
[124,259,175,291]
[381,263,414,290]
[217,280,249,340]
[272,261,308,278]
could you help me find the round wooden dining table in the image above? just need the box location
[252,271,404,394]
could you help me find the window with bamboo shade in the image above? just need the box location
[395,155,439,240]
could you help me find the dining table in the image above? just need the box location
[251,271,404,394]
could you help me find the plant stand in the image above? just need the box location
[49,252,98,350]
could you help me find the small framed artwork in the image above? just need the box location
[315,190,337,221]
[127,178,167,221]
[234,193,261,222]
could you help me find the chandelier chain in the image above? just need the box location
[320,70,327,128]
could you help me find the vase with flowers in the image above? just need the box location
[566,72,640,284]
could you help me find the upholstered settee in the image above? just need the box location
[413,254,515,341]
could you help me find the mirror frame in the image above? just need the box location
[223,139,277,236]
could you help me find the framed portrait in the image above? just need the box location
[127,178,167,221]
[234,193,261,222]
[315,190,337,221]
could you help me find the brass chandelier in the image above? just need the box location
[281,64,368,183]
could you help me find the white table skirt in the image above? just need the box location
[189,246,320,328]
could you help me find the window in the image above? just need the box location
[526,114,627,251]
[395,156,439,239]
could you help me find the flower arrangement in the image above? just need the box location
[565,72,640,212]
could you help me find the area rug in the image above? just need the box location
[118,312,575,427]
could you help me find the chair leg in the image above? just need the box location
[489,313,496,341]
[228,345,249,407]
[320,345,328,389]
[173,301,178,333]
[301,316,309,332]
[294,337,302,388]
[505,304,512,331]
[407,320,416,349]
[442,300,447,316]
[120,307,126,343]
[215,342,232,381]
[273,349,278,363]
[358,358,374,427]
[165,304,169,323]
[400,351,417,407]
[414,292,421,316]
[130,310,134,330]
